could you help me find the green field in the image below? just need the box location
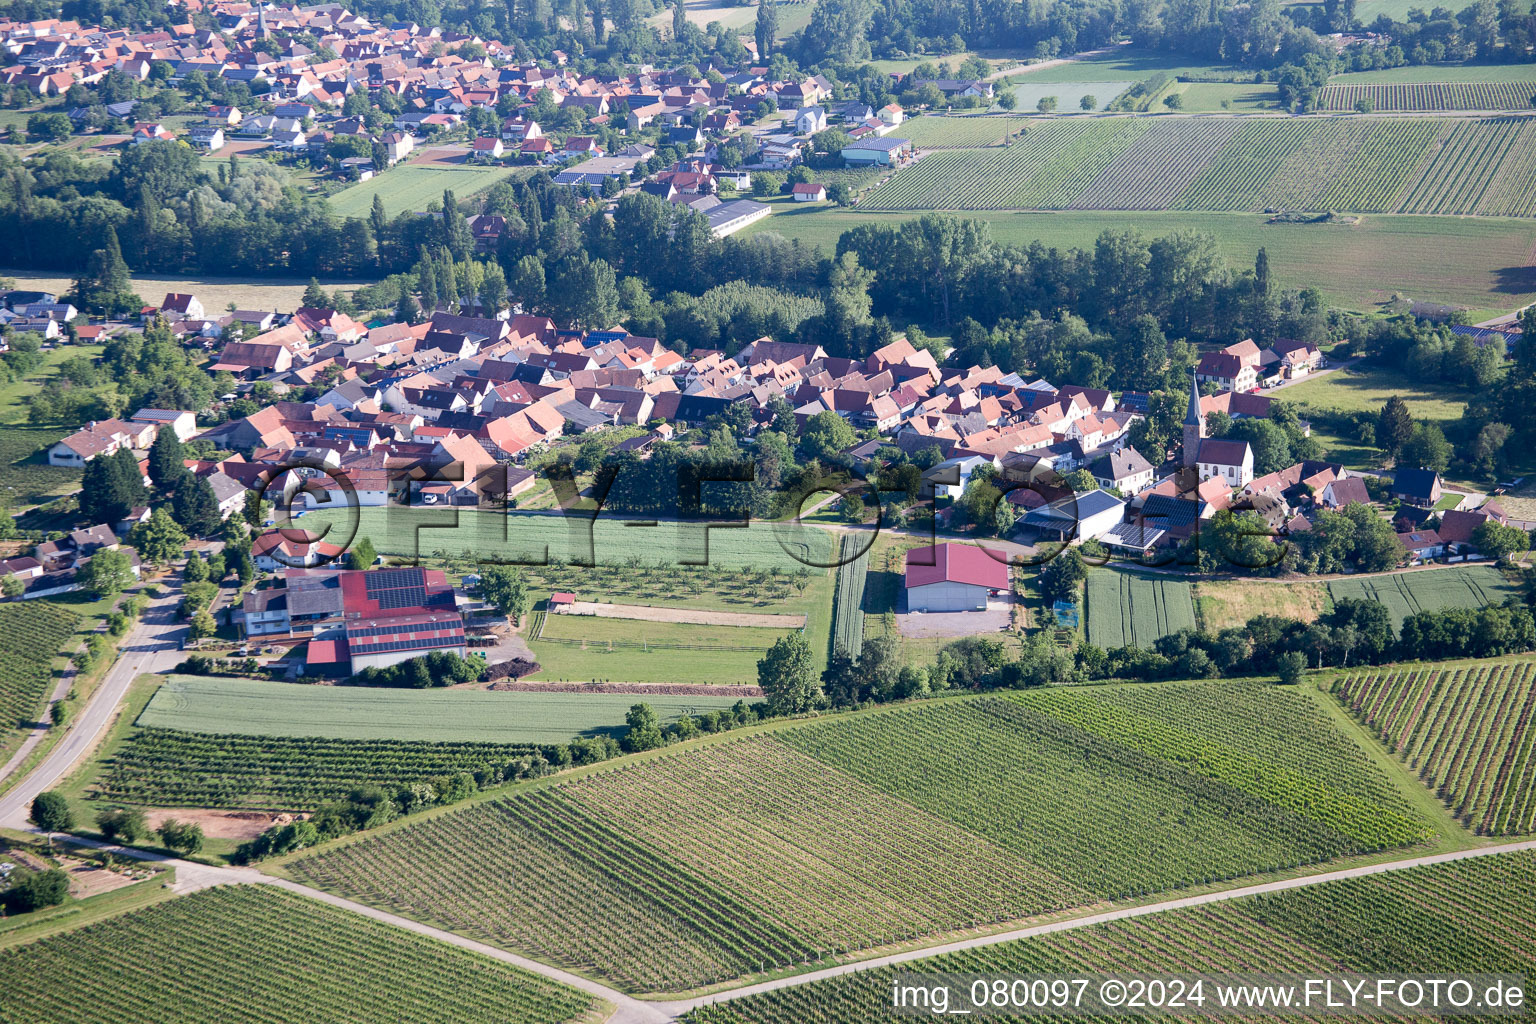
[1010,48,1239,84]
[1329,63,1536,85]
[744,207,1536,313]
[0,343,106,511]
[1281,365,1472,421]
[138,676,745,743]
[896,115,1031,148]
[1333,657,1536,835]
[864,116,1536,218]
[0,886,595,1024]
[303,508,833,571]
[1328,566,1520,631]
[290,682,1428,992]
[327,163,523,218]
[684,850,1536,1024]
[1085,570,1197,649]
[0,602,80,738]
[527,606,799,685]
[1169,81,1280,111]
[1003,81,1133,112]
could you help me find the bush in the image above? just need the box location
[1275,650,1307,685]
[95,805,147,843]
[3,867,69,912]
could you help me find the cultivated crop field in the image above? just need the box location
[740,208,1536,314]
[831,533,870,655]
[1327,566,1520,631]
[305,508,832,572]
[1085,570,1197,649]
[859,116,1536,216]
[95,728,554,811]
[291,682,1427,992]
[0,601,79,734]
[1333,658,1536,835]
[684,850,1536,1024]
[896,115,1030,148]
[0,886,596,1024]
[327,163,522,218]
[138,676,744,743]
[1317,82,1536,111]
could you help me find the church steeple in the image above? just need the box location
[1182,369,1205,468]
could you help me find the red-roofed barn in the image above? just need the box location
[904,543,1009,612]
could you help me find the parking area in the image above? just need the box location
[895,594,1014,638]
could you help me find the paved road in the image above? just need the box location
[0,586,186,829]
[34,830,1536,1023]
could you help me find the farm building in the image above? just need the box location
[842,136,913,167]
[1021,489,1127,543]
[241,566,467,673]
[904,543,1009,612]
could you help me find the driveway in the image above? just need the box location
[896,595,1013,638]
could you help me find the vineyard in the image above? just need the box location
[895,115,1030,148]
[138,676,744,743]
[685,849,1536,1024]
[1070,119,1241,209]
[1316,82,1536,111]
[1332,658,1536,835]
[1327,565,1519,631]
[291,682,1426,991]
[831,533,870,655]
[1084,570,1197,649]
[858,116,1536,217]
[95,727,552,810]
[0,885,596,1024]
[0,601,80,733]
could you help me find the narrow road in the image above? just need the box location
[1265,355,1359,391]
[33,831,1536,1023]
[0,586,186,828]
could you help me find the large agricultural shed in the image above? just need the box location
[904,543,1009,612]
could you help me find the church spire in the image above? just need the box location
[1184,367,1203,427]
[1182,369,1205,468]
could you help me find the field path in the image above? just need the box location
[563,601,806,629]
[670,838,1536,1018]
[26,830,1536,1024]
[984,43,1124,81]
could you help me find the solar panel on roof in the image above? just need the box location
[363,567,424,593]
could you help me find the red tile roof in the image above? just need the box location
[904,543,1009,590]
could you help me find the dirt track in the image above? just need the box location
[563,601,806,629]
